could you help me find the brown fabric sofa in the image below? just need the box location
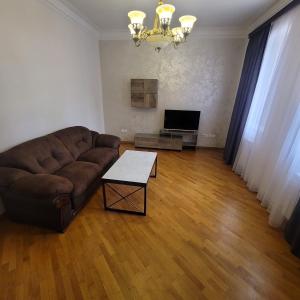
[0,126,120,232]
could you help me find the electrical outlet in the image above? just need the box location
[121,128,128,133]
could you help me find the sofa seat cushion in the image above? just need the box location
[55,161,100,197]
[78,147,118,170]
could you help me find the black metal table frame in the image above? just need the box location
[102,156,157,216]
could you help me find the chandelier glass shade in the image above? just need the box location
[128,1,197,52]
[156,4,175,32]
[179,15,197,37]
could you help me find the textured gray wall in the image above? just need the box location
[100,38,246,147]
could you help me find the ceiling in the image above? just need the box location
[62,0,279,32]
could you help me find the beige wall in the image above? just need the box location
[100,38,246,147]
[0,0,105,153]
[0,0,105,213]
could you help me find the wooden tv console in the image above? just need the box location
[134,130,198,151]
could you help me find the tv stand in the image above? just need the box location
[134,133,183,151]
[134,130,198,151]
[160,129,198,148]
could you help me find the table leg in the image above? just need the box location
[103,182,147,216]
[144,186,147,216]
[151,157,157,178]
[103,182,107,210]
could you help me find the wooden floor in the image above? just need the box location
[1,145,300,300]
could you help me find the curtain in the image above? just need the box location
[233,6,300,227]
[285,199,300,256]
[223,25,271,165]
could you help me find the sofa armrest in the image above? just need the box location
[0,167,30,190]
[95,134,121,149]
[8,174,73,208]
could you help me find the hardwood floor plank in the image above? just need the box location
[1,146,300,299]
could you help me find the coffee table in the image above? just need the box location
[101,150,157,216]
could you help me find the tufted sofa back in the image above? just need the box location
[53,126,93,160]
[0,134,74,174]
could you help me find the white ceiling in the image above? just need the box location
[61,0,280,32]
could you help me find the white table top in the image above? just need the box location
[102,150,157,184]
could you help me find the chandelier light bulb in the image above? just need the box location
[172,27,184,38]
[172,27,184,46]
[128,24,136,35]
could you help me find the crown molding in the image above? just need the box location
[41,0,102,38]
[99,27,247,41]
[247,0,293,33]
[191,27,247,39]
[99,30,129,41]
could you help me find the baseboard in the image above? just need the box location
[197,146,224,150]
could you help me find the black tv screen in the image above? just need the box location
[164,110,200,130]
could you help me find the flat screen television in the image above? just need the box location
[164,110,200,131]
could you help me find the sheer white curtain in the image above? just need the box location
[234,6,300,228]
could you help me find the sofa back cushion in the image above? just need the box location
[0,134,74,174]
[53,126,93,160]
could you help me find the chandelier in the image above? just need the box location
[128,1,197,52]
